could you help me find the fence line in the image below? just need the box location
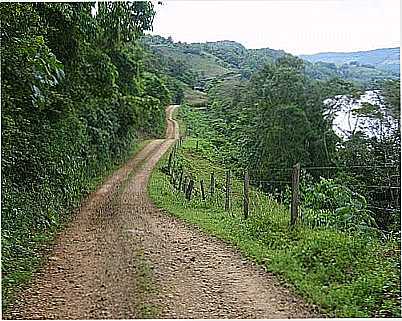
[162,139,400,230]
[250,180,292,184]
[247,164,400,172]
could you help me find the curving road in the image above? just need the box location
[4,105,315,319]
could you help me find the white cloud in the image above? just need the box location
[151,0,400,54]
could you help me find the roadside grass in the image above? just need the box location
[2,139,150,311]
[134,249,160,319]
[148,137,401,318]
[172,106,186,137]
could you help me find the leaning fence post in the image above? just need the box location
[225,170,231,211]
[200,179,206,201]
[186,179,194,201]
[243,169,249,219]
[291,163,301,226]
[210,172,215,196]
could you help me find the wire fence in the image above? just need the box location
[160,140,401,233]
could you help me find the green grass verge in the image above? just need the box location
[148,138,401,318]
[172,106,186,138]
[134,249,160,319]
[2,139,150,311]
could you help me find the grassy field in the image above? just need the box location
[156,46,232,78]
[148,137,401,318]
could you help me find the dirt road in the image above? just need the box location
[4,105,315,319]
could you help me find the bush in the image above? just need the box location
[301,177,378,233]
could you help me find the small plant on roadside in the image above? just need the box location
[300,177,379,234]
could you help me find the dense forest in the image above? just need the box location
[1,2,181,306]
[207,57,400,231]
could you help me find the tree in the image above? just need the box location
[1,2,169,307]
[382,79,400,120]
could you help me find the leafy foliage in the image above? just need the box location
[205,55,339,172]
[301,177,378,233]
[1,2,175,308]
[182,50,400,233]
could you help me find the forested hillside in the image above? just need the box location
[1,2,177,307]
[145,37,401,233]
[300,47,400,74]
[143,35,399,87]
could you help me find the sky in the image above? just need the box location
[150,0,400,55]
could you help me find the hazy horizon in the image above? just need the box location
[150,0,400,55]
[146,34,400,56]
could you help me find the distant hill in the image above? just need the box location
[143,36,285,81]
[300,47,400,75]
[190,40,286,78]
[143,35,399,88]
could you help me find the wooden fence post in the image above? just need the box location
[172,157,176,176]
[225,170,231,211]
[171,171,175,186]
[186,179,194,201]
[210,172,215,196]
[167,152,173,175]
[174,143,177,160]
[200,179,206,201]
[182,176,188,194]
[291,163,301,226]
[243,169,249,219]
[178,169,183,191]
[196,140,199,151]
